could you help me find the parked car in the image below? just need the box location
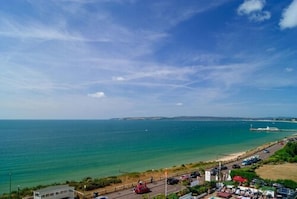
[263,149,270,153]
[250,178,267,186]
[273,183,283,188]
[180,174,190,181]
[133,181,150,194]
[210,168,218,176]
[190,171,200,178]
[232,164,241,169]
[167,177,179,185]
[220,165,228,170]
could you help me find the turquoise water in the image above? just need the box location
[0,120,296,194]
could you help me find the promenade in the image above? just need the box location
[94,139,287,199]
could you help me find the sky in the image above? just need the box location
[1,0,297,119]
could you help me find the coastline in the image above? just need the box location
[1,137,291,198]
[89,140,284,197]
[216,152,246,162]
[1,120,296,195]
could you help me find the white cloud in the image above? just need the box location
[285,67,293,72]
[112,76,125,81]
[237,0,271,22]
[176,102,183,106]
[238,0,265,14]
[87,92,106,98]
[279,0,297,29]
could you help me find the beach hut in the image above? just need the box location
[233,176,248,183]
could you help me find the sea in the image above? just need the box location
[1,119,297,194]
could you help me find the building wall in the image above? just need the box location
[33,185,74,199]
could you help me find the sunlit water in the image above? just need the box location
[1,120,296,193]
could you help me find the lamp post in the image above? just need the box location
[9,172,12,199]
[18,185,20,199]
[164,168,167,197]
[83,185,86,199]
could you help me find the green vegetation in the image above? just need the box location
[0,176,122,199]
[188,181,216,195]
[266,141,297,163]
[67,176,122,191]
[230,166,260,182]
[124,172,141,178]
[152,193,179,199]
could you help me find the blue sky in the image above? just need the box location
[1,0,297,119]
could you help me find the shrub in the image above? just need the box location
[267,142,297,163]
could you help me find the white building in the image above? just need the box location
[33,185,75,199]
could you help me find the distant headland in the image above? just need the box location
[110,116,297,122]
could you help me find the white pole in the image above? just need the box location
[219,161,221,182]
[165,168,168,197]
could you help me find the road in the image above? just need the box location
[104,179,185,199]
[103,140,285,199]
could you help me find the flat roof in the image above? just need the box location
[35,185,74,194]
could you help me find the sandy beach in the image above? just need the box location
[216,152,246,162]
[88,140,282,197]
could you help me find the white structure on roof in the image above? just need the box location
[33,185,74,199]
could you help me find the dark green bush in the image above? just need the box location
[230,168,259,182]
[275,179,297,189]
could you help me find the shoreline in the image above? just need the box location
[88,140,285,197]
[1,135,293,196]
[216,152,246,162]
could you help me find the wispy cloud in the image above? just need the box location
[285,67,294,72]
[87,92,106,98]
[237,0,271,22]
[175,102,183,106]
[279,0,297,29]
[1,0,296,119]
[0,18,87,41]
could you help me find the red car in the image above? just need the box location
[180,175,190,181]
[134,181,150,194]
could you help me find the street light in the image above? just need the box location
[164,168,168,197]
[18,185,20,199]
[9,172,12,199]
[83,185,86,199]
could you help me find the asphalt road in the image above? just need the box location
[103,140,286,199]
[103,179,184,199]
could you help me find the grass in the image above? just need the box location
[255,163,297,182]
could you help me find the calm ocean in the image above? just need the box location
[1,120,296,194]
